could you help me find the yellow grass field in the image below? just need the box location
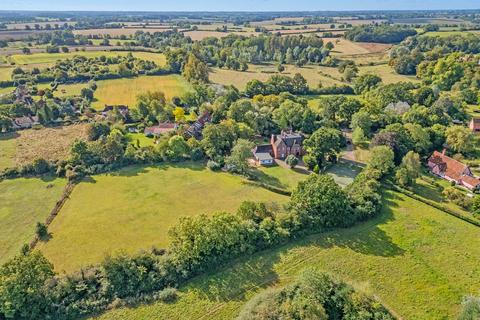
[91,75,192,109]
[183,30,258,41]
[0,124,89,168]
[0,66,13,81]
[73,28,173,37]
[210,63,345,90]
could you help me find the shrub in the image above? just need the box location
[35,222,48,240]
[155,288,178,303]
[207,160,221,171]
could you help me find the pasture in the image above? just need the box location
[93,190,480,320]
[358,64,420,84]
[0,176,66,264]
[0,66,13,81]
[38,163,290,272]
[91,75,192,109]
[0,124,89,168]
[210,63,345,90]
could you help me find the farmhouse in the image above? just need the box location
[271,131,305,159]
[144,123,178,137]
[428,150,480,191]
[101,105,130,121]
[12,116,39,130]
[469,118,480,132]
[252,131,305,166]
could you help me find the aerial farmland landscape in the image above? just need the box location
[1,1,480,319]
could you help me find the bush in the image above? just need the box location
[207,160,221,171]
[35,222,48,239]
[155,288,178,303]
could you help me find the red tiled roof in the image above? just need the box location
[428,151,468,181]
[462,175,480,188]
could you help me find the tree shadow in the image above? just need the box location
[249,168,286,189]
[0,131,19,140]
[182,192,404,303]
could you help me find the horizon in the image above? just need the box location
[1,0,480,12]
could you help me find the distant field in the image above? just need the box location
[9,51,166,67]
[93,190,480,320]
[0,66,13,81]
[73,28,173,37]
[91,74,192,109]
[358,64,420,84]
[0,124,89,168]
[210,63,344,90]
[38,163,290,272]
[0,176,66,264]
[0,87,14,95]
[183,30,258,41]
[421,30,480,37]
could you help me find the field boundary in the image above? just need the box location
[29,181,76,249]
[388,183,480,228]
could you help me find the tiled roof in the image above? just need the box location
[462,175,480,188]
[428,151,468,181]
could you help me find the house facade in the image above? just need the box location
[252,131,304,166]
[428,150,480,191]
[270,131,304,159]
[469,118,480,132]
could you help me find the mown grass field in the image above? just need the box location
[0,176,66,264]
[38,163,290,272]
[9,51,166,67]
[0,66,13,81]
[93,190,480,320]
[358,64,420,84]
[0,132,17,171]
[126,132,156,147]
[210,63,344,90]
[255,165,309,191]
[91,75,192,109]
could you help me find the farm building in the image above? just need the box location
[185,111,211,139]
[469,118,480,132]
[428,150,480,191]
[144,123,178,137]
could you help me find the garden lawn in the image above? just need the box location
[38,163,289,272]
[93,190,480,320]
[0,176,66,264]
[255,165,309,191]
[91,75,192,110]
[126,132,155,147]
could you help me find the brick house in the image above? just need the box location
[469,118,480,132]
[271,131,305,159]
[427,150,480,191]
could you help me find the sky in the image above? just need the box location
[1,0,480,12]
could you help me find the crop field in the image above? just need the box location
[8,51,166,67]
[93,190,480,320]
[0,66,13,81]
[210,63,345,90]
[73,28,174,37]
[38,163,290,272]
[0,176,66,264]
[91,75,192,109]
[358,64,420,84]
[0,124,89,168]
[183,30,258,41]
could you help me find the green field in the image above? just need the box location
[126,132,156,147]
[0,66,13,81]
[91,75,192,109]
[255,165,309,191]
[93,190,480,320]
[0,176,66,264]
[38,163,289,272]
[358,64,420,84]
[210,63,345,90]
[0,132,17,171]
[9,51,166,67]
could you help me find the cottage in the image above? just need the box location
[144,123,177,137]
[469,118,480,132]
[185,111,211,139]
[252,144,274,166]
[428,150,480,191]
[101,105,130,121]
[12,116,39,130]
[270,131,305,159]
